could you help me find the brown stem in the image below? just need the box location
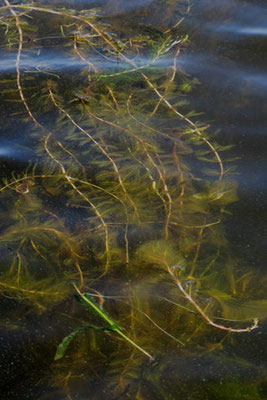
[167,264,259,333]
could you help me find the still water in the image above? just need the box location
[0,1,266,399]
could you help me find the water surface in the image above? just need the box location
[0,1,266,399]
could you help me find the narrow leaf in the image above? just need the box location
[54,324,113,360]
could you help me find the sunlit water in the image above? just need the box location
[0,1,266,399]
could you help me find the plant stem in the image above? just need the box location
[73,284,154,360]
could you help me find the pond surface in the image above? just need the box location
[0,1,266,399]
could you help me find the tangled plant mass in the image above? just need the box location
[0,1,265,398]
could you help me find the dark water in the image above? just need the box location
[0,1,266,399]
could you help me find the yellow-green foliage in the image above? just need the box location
[135,240,185,269]
[0,1,265,399]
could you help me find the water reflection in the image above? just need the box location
[0,140,33,162]
[204,0,267,38]
[216,25,267,37]
[178,53,267,97]
[0,53,171,73]
[1,51,267,104]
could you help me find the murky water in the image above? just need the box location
[0,1,266,399]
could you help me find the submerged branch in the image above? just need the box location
[167,264,259,333]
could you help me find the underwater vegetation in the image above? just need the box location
[0,1,266,399]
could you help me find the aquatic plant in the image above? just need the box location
[0,1,265,398]
[55,284,154,360]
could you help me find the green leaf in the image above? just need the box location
[74,290,120,329]
[54,324,115,360]
[74,292,100,312]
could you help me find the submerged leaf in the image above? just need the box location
[207,289,267,320]
[54,324,116,360]
[135,240,185,268]
[74,292,120,329]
